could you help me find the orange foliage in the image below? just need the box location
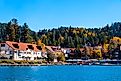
[112,37,121,44]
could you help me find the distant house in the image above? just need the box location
[62,48,85,59]
[110,45,121,59]
[45,46,62,62]
[45,46,61,52]
[0,41,46,60]
[61,48,71,58]
[61,48,74,59]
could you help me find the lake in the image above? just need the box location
[0,65,121,81]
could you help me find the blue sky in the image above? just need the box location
[0,0,121,31]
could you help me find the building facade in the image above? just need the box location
[0,41,46,60]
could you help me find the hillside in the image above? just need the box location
[0,19,121,48]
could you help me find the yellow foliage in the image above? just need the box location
[88,32,92,36]
[37,39,45,48]
[72,30,80,34]
[94,49,102,58]
[92,33,96,36]
[60,36,64,41]
[37,39,42,45]
[103,43,109,50]
[54,51,63,56]
[73,30,77,34]
[41,43,45,48]
[76,31,79,34]
[84,34,87,37]
[112,37,121,44]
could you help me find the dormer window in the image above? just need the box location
[12,44,19,48]
[36,46,42,50]
[27,45,34,50]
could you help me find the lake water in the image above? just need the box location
[0,65,121,81]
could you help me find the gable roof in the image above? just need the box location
[45,46,55,53]
[5,41,41,52]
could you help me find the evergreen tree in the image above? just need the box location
[21,23,33,43]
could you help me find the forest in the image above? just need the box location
[0,18,121,48]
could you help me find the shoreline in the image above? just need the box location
[0,63,121,66]
[0,59,121,66]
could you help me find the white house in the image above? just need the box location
[61,48,71,58]
[0,41,45,60]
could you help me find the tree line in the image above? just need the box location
[0,19,121,48]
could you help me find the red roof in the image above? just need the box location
[5,41,41,52]
[45,46,55,53]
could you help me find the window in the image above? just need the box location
[1,44,5,47]
[10,51,13,54]
[27,52,31,54]
[66,49,71,54]
[14,51,17,53]
[18,53,21,56]
[27,45,34,50]
[22,56,25,58]
[34,52,36,54]
[12,44,19,48]
[36,46,42,50]
[19,51,22,53]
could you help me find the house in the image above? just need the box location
[0,41,46,60]
[62,48,85,59]
[45,46,64,62]
[61,48,75,59]
[110,44,121,59]
[61,48,71,58]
